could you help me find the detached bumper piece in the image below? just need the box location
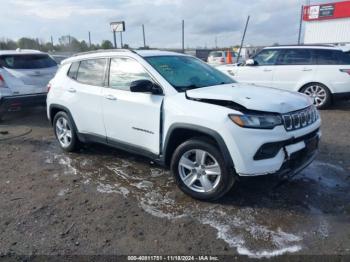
[278,133,319,177]
[0,93,47,114]
[254,129,319,160]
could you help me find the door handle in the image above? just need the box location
[67,88,76,93]
[302,68,313,72]
[263,69,272,72]
[104,94,117,100]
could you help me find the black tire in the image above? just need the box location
[53,111,79,152]
[300,83,332,110]
[170,138,235,201]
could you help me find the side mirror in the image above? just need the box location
[245,59,256,66]
[130,80,162,95]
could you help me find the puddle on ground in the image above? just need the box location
[44,145,350,258]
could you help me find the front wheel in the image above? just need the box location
[301,83,332,109]
[170,139,235,201]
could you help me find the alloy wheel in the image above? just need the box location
[55,116,72,148]
[178,149,221,193]
[303,84,327,107]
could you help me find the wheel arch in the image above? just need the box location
[49,104,79,133]
[298,81,334,94]
[162,123,234,170]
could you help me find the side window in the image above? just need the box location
[277,49,312,65]
[337,51,350,65]
[253,50,281,66]
[76,59,107,86]
[109,57,152,91]
[67,62,80,80]
[314,50,340,65]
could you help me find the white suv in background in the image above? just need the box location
[0,49,57,119]
[207,50,238,65]
[217,45,350,109]
[47,50,321,200]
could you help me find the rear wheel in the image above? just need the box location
[301,83,332,109]
[53,111,79,152]
[170,139,235,201]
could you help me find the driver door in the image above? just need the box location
[102,57,163,155]
[234,49,281,87]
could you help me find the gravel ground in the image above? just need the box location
[0,103,349,260]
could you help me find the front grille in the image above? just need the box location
[282,106,319,131]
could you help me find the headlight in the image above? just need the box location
[229,113,282,129]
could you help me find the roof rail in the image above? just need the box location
[72,49,134,57]
[267,44,335,48]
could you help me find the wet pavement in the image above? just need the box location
[47,143,350,258]
[1,104,350,259]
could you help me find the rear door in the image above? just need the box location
[0,54,57,95]
[65,59,107,137]
[272,49,315,91]
[234,49,281,87]
[313,49,350,94]
[102,57,163,155]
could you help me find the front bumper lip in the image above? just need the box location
[276,149,317,177]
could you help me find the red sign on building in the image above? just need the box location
[303,0,350,21]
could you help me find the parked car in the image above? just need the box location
[217,45,350,109]
[0,49,58,119]
[51,55,69,64]
[47,50,321,200]
[207,50,238,65]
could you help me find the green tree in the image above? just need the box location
[101,40,114,49]
[57,35,83,52]
[17,37,40,49]
[0,39,17,50]
[80,40,89,51]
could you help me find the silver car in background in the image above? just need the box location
[0,49,57,119]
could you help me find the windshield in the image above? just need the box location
[0,54,57,69]
[145,55,235,92]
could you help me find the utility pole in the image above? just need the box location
[182,20,185,53]
[113,31,117,49]
[50,36,54,47]
[237,15,250,63]
[215,36,218,49]
[88,31,91,48]
[142,24,146,48]
[298,5,304,45]
[120,32,123,48]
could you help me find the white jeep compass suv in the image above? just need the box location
[217,45,350,109]
[47,50,321,200]
[0,49,58,119]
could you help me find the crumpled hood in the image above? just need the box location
[186,83,312,114]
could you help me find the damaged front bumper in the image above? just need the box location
[238,128,320,177]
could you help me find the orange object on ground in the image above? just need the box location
[226,50,232,64]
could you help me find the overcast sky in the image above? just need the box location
[0,0,340,48]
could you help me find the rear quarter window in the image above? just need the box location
[337,51,350,64]
[0,54,57,69]
[67,62,80,80]
[314,49,343,65]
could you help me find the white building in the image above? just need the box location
[303,1,350,45]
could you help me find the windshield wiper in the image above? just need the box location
[176,84,201,92]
